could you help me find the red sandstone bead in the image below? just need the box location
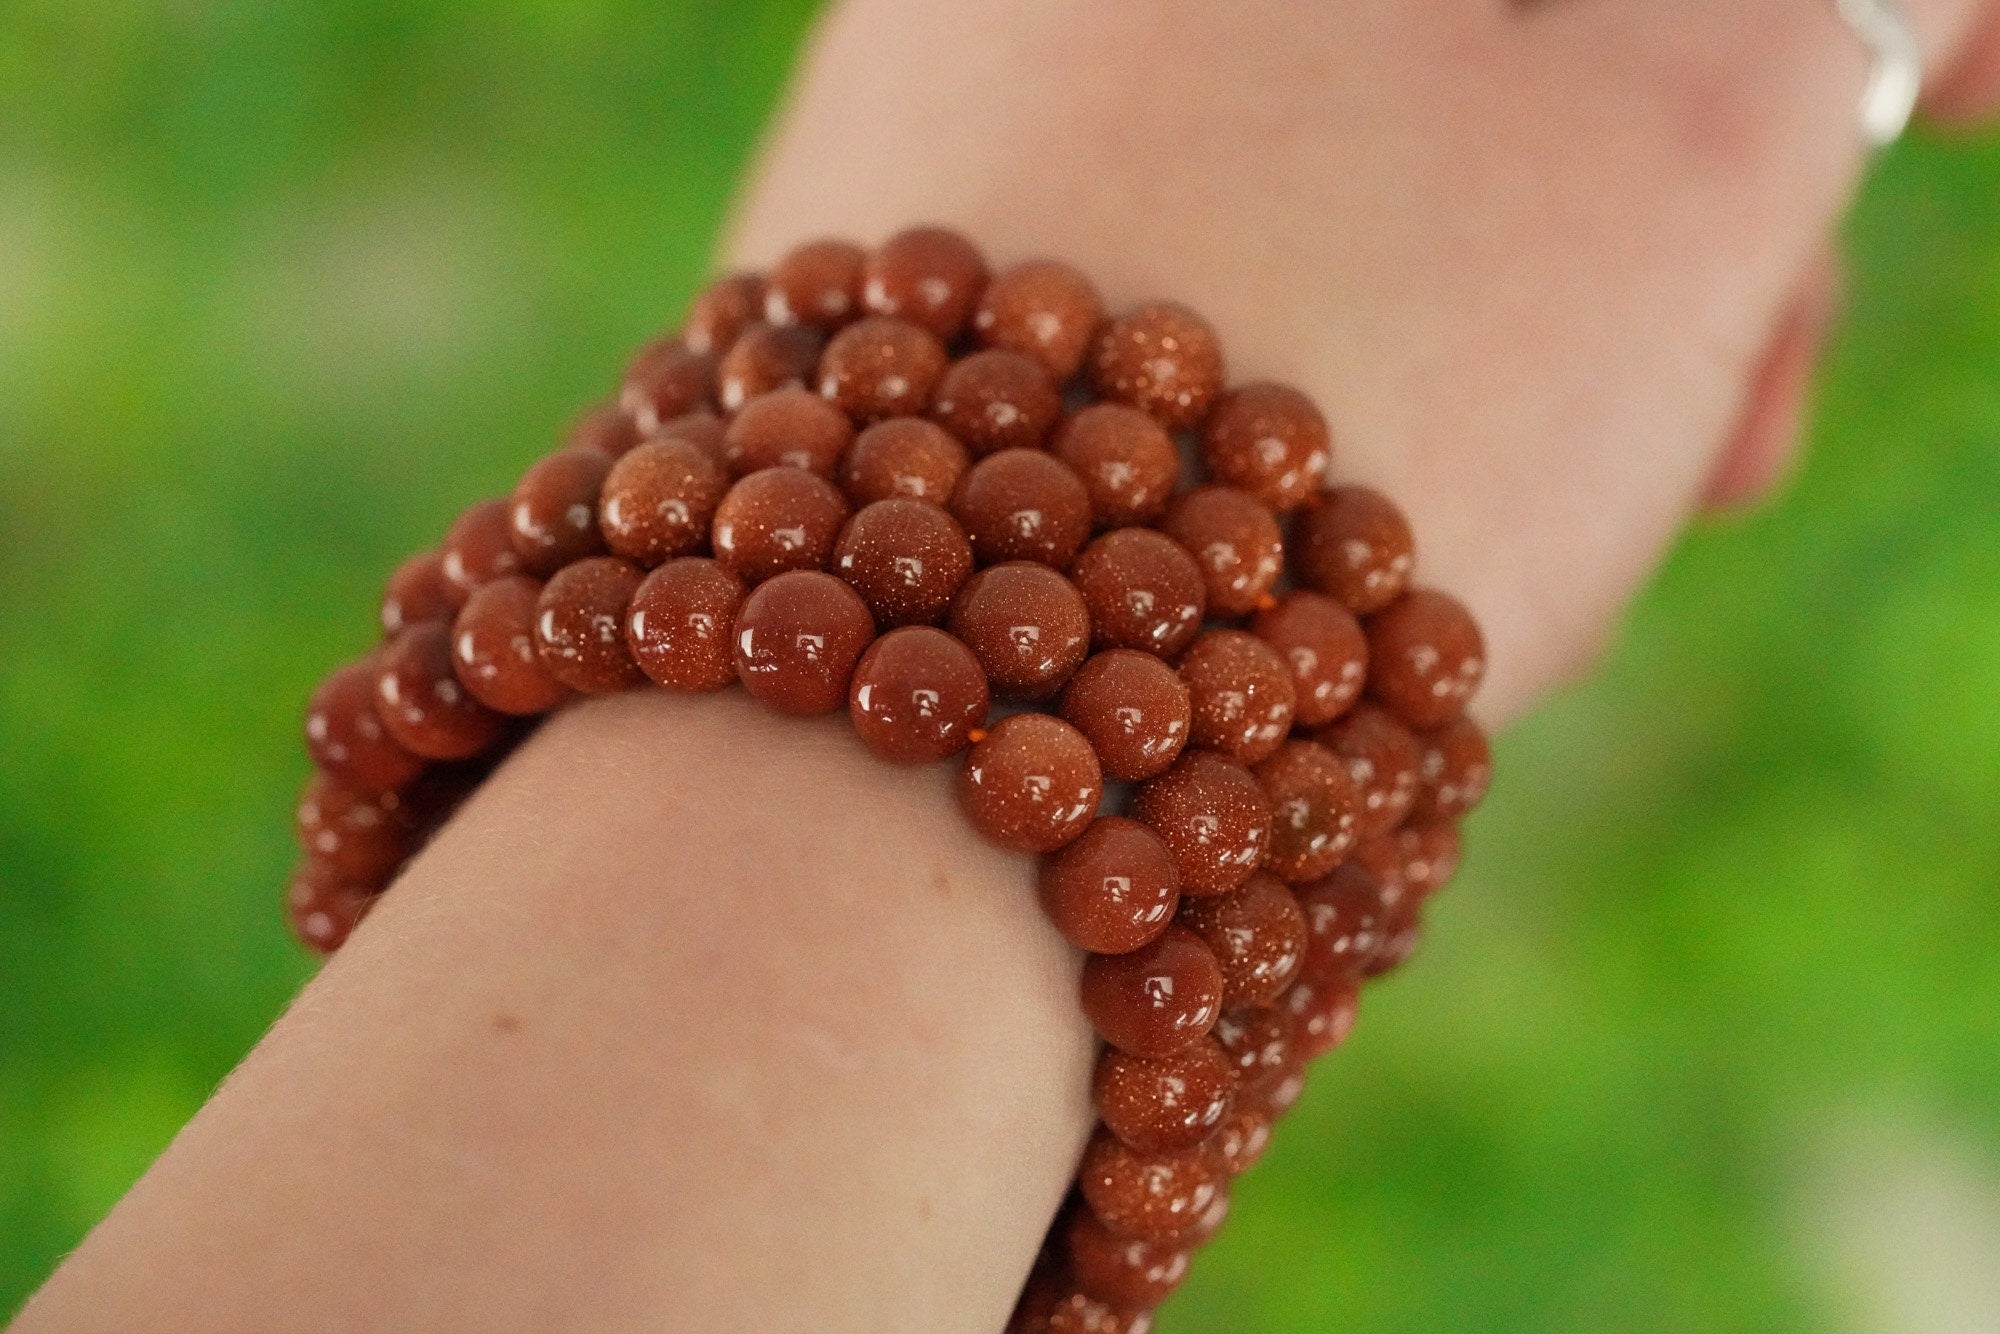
[764,237,865,332]
[947,562,1092,699]
[957,712,1102,853]
[1094,1038,1234,1154]
[440,498,524,596]
[1057,650,1190,783]
[1252,591,1367,728]
[1178,873,1307,1008]
[1130,751,1272,897]
[1379,819,1462,903]
[1411,714,1492,822]
[818,316,948,422]
[653,411,727,463]
[1211,1006,1295,1100]
[1077,1126,1224,1245]
[860,226,988,340]
[619,337,715,434]
[838,417,970,508]
[305,657,426,794]
[723,387,855,479]
[1314,702,1422,841]
[1158,1181,1231,1250]
[1293,862,1391,985]
[1080,923,1224,1058]
[294,773,412,886]
[1089,302,1223,430]
[1047,1291,1154,1334]
[599,437,728,566]
[1199,382,1331,513]
[1367,897,1424,978]
[711,467,851,585]
[1294,485,1416,615]
[682,271,765,357]
[973,258,1105,381]
[1253,739,1361,883]
[732,569,875,715]
[1051,403,1182,529]
[949,448,1093,569]
[1039,816,1182,955]
[380,549,464,638]
[508,448,611,577]
[847,626,989,764]
[534,558,646,693]
[716,322,824,413]
[1177,630,1297,765]
[565,402,641,460]
[1366,589,1486,728]
[1162,487,1283,618]
[931,349,1062,456]
[286,859,376,955]
[451,575,568,715]
[1066,1207,1190,1310]
[376,623,508,760]
[1277,974,1360,1060]
[1259,1066,1307,1118]
[1206,1105,1273,1178]
[1072,529,1207,660]
[832,498,974,627]
[626,557,745,692]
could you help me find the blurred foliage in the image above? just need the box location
[2,3,1998,1329]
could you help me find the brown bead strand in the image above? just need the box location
[509,448,612,577]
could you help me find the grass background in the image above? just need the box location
[4,3,2000,1328]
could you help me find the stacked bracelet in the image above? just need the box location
[289,226,1492,1334]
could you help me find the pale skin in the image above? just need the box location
[16,3,2000,1330]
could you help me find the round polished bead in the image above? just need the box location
[847,626,989,764]
[1251,591,1367,728]
[652,410,728,463]
[508,448,610,576]
[838,417,970,508]
[1094,1038,1234,1154]
[450,575,567,715]
[1077,1126,1224,1245]
[626,557,746,693]
[1313,702,1422,841]
[732,569,875,715]
[715,321,824,413]
[1199,382,1331,513]
[764,237,866,331]
[1211,1006,1295,1100]
[534,558,646,693]
[1205,1105,1273,1178]
[1411,714,1493,822]
[930,349,1062,456]
[295,773,413,886]
[1277,974,1360,1061]
[817,316,949,422]
[306,657,426,794]
[1038,816,1182,955]
[440,498,525,596]
[1362,819,1462,904]
[1253,739,1361,883]
[1072,529,1207,659]
[861,226,988,341]
[1293,484,1416,615]
[599,437,728,566]
[1177,630,1297,765]
[1089,302,1223,430]
[831,498,974,627]
[1130,751,1272,896]
[1052,403,1182,529]
[1258,1066,1308,1119]
[1047,1290,1154,1334]
[1366,589,1486,728]
[1178,872,1307,1008]
[380,549,464,638]
[947,561,1092,699]
[564,402,641,460]
[711,467,852,586]
[1162,486,1283,618]
[723,387,855,478]
[1080,923,1224,1058]
[619,337,715,434]
[1367,897,1424,978]
[1293,861,1391,985]
[949,448,1093,569]
[973,258,1105,381]
[1066,1207,1190,1310]
[682,271,765,357]
[376,623,509,760]
[1057,650,1190,783]
[1159,1180,1231,1250]
[286,859,377,955]
[957,712,1102,854]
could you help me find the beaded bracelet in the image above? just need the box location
[290,226,1491,1334]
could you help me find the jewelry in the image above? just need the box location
[1837,0,1923,146]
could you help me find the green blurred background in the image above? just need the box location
[4,3,2000,1329]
